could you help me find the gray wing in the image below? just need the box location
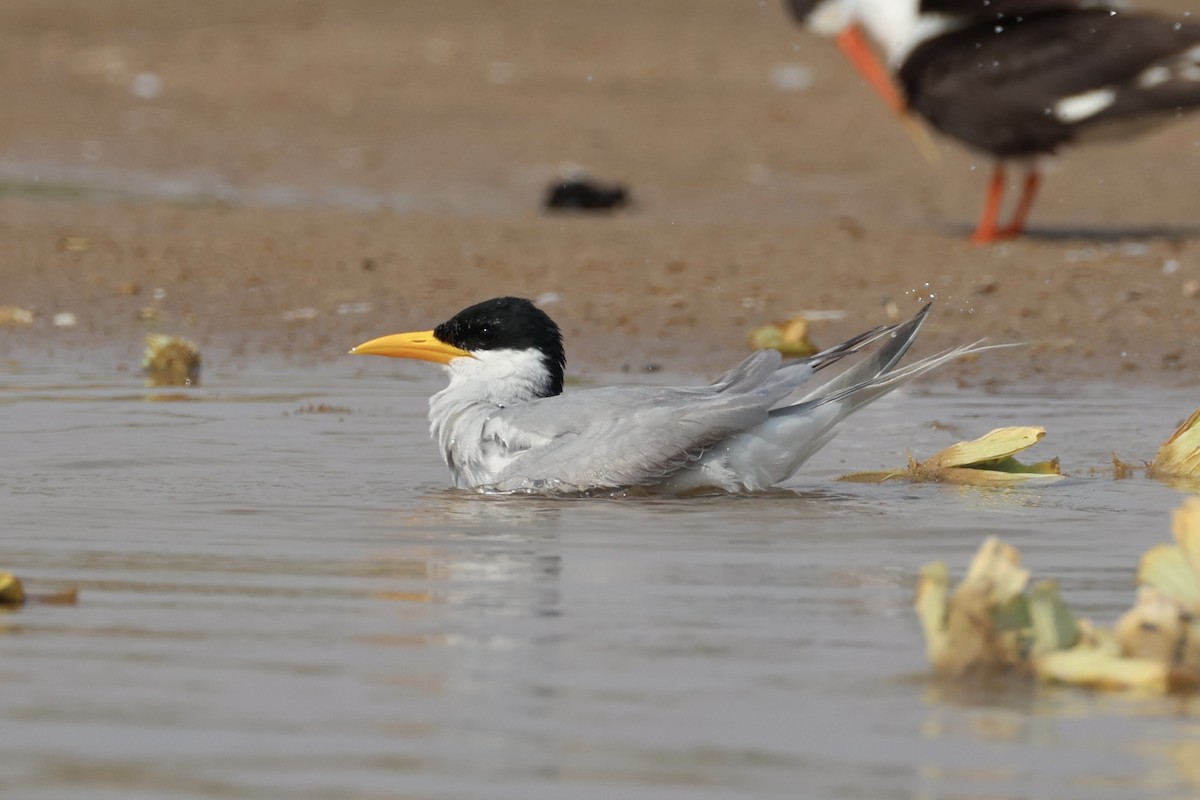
[479,350,809,490]
[475,316,910,491]
[466,307,927,492]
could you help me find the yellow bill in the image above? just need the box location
[350,330,473,364]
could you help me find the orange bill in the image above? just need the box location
[835,24,941,165]
[835,23,907,114]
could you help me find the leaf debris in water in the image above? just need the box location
[0,572,25,606]
[294,403,352,415]
[1112,454,1137,479]
[1150,408,1200,478]
[841,426,1061,485]
[746,315,818,357]
[0,306,35,327]
[143,334,202,387]
[917,500,1200,693]
[916,539,1030,677]
[0,571,77,609]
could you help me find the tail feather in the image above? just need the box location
[729,340,984,490]
[659,304,992,493]
[795,340,984,420]
[797,303,931,403]
[748,304,932,401]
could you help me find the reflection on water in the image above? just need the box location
[3,361,1200,798]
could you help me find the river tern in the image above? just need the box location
[351,297,977,494]
[786,0,1200,243]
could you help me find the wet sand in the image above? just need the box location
[2,0,1200,385]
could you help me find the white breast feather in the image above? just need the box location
[428,348,556,488]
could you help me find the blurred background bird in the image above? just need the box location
[785,0,1200,243]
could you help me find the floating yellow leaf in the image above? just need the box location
[747,316,817,357]
[1139,545,1200,611]
[927,427,1046,469]
[959,537,1030,607]
[0,306,35,327]
[0,570,77,611]
[1035,649,1172,692]
[1137,499,1200,612]
[916,502,1200,693]
[915,562,950,667]
[143,334,202,387]
[841,426,1061,485]
[1027,580,1081,656]
[0,572,25,606]
[917,538,1031,677]
[1113,587,1194,666]
[1175,497,1200,580]
[1151,409,1200,478]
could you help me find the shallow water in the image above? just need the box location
[4,359,1200,800]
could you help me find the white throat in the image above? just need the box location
[426,348,556,487]
[435,348,555,408]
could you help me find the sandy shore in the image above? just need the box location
[2,0,1199,387]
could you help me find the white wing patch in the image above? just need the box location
[1137,46,1200,89]
[1053,88,1118,124]
[1138,65,1173,89]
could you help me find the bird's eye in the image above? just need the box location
[476,325,496,345]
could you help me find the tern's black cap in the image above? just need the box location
[434,297,566,396]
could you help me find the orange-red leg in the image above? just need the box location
[970,165,1008,245]
[999,169,1041,238]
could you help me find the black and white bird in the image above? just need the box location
[350,297,978,495]
[785,0,1200,243]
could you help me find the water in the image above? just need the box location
[4,360,1200,799]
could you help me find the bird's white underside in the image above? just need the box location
[429,348,556,489]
